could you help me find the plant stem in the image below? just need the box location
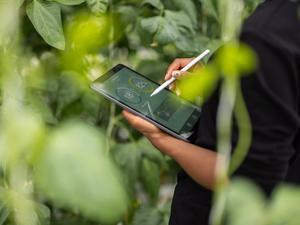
[229,81,252,174]
[211,77,237,225]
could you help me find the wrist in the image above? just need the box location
[148,134,182,157]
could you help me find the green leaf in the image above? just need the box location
[226,179,266,225]
[140,10,195,46]
[268,185,300,225]
[26,0,65,50]
[131,205,164,225]
[178,64,219,101]
[0,188,50,225]
[86,0,109,15]
[27,90,58,125]
[52,0,85,5]
[199,0,219,21]
[140,158,160,202]
[80,89,103,124]
[0,203,9,225]
[140,16,161,34]
[113,142,141,190]
[142,0,164,10]
[172,0,197,27]
[17,0,25,7]
[216,43,257,78]
[138,138,166,167]
[34,121,128,224]
[55,72,84,118]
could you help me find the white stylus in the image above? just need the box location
[150,49,210,97]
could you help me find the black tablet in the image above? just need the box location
[90,64,201,141]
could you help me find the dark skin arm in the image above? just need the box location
[122,58,221,190]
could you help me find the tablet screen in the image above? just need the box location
[92,65,201,136]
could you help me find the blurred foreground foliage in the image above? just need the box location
[1,0,300,225]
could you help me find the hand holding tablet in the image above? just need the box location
[90,64,202,141]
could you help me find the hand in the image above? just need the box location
[122,110,170,148]
[165,58,202,91]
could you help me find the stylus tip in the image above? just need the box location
[150,90,158,97]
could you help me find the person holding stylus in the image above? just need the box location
[123,0,300,224]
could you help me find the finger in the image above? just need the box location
[122,110,157,131]
[165,58,194,80]
[165,59,183,81]
[171,70,185,78]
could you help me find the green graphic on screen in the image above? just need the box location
[101,68,200,134]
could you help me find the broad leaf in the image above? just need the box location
[53,0,85,5]
[86,0,109,14]
[34,122,128,224]
[26,0,65,50]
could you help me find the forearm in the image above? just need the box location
[152,136,218,190]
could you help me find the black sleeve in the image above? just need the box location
[192,32,300,194]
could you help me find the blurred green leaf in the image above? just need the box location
[34,122,128,224]
[52,0,85,5]
[268,185,300,225]
[139,138,165,167]
[140,158,160,202]
[226,179,266,225]
[17,0,25,8]
[0,188,50,225]
[172,0,197,27]
[140,10,195,46]
[80,90,102,124]
[140,16,161,35]
[26,0,65,50]
[178,64,219,102]
[131,205,164,225]
[113,142,141,190]
[0,203,9,225]
[55,72,85,118]
[142,0,164,10]
[86,0,109,15]
[27,90,58,125]
[216,43,257,78]
[200,0,219,21]
[116,5,139,25]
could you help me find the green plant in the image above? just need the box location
[1,0,299,225]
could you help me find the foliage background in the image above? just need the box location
[4,1,300,225]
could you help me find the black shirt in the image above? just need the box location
[169,0,300,224]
